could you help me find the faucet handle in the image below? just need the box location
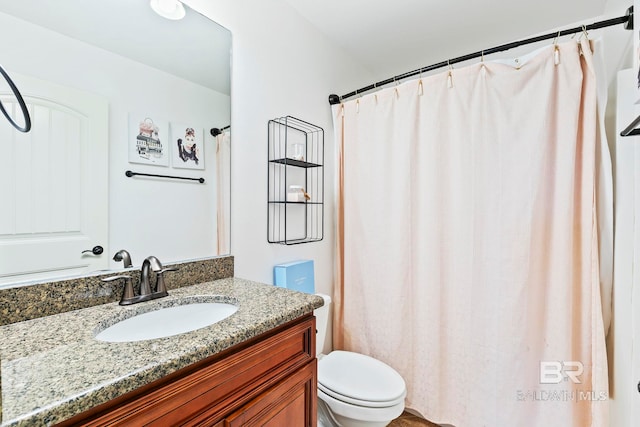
[155,267,179,295]
[101,275,134,305]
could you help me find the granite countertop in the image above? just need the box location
[0,277,324,427]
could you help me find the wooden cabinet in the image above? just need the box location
[57,314,316,427]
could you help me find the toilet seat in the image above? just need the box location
[319,382,406,408]
[318,350,406,408]
[318,387,406,424]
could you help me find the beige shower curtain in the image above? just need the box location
[333,39,610,427]
[215,131,231,255]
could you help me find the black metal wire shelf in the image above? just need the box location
[269,158,322,168]
[268,116,324,245]
[268,201,323,204]
[268,237,324,245]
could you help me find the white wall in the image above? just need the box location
[610,67,637,427]
[0,11,230,268]
[184,0,373,298]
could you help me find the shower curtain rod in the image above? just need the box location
[328,6,634,105]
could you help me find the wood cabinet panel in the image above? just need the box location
[224,360,316,427]
[56,314,316,427]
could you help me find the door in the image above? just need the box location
[0,72,108,285]
[612,68,640,426]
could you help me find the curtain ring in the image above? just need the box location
[576,25,589,42]
[0,65,31,133]
[552,30,561,65]
[480,50,487,72]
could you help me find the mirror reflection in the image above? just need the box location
[0,0,231,288]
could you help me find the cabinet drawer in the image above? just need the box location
[58,315,315,426]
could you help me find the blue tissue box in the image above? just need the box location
[274,260,315,294]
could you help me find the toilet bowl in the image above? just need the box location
[315,294,406,427]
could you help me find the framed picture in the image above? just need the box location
[171,123,204,169]
[128,114,169,166]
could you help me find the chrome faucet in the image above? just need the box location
[113,249,133,268]
[102,255,178,305]
[140,256,162,296]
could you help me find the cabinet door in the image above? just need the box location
[225,359,317,427]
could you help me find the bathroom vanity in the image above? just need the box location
[59,314,316,426]
[0,276,323,426]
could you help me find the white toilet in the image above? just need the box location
[314,294,406,427]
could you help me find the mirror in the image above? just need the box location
[0,0,231,288]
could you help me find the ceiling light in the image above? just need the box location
[150,0,186,20]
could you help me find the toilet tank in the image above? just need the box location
[314,294,331,357]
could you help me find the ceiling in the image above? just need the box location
[0,0,231,95]
[283,0,610,83]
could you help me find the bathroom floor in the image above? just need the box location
[389,411,440,426]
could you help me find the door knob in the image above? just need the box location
[82,245,104,255]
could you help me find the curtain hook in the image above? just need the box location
[418,68,424,96]
[553,31,561,65]
[447,60,454,88]
[576,25,588,42]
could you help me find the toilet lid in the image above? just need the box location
[318,351,406,404]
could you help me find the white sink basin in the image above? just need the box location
[95,301,238,343]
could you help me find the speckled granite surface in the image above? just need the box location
[0,277,324,427]
[0,256,234,326]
